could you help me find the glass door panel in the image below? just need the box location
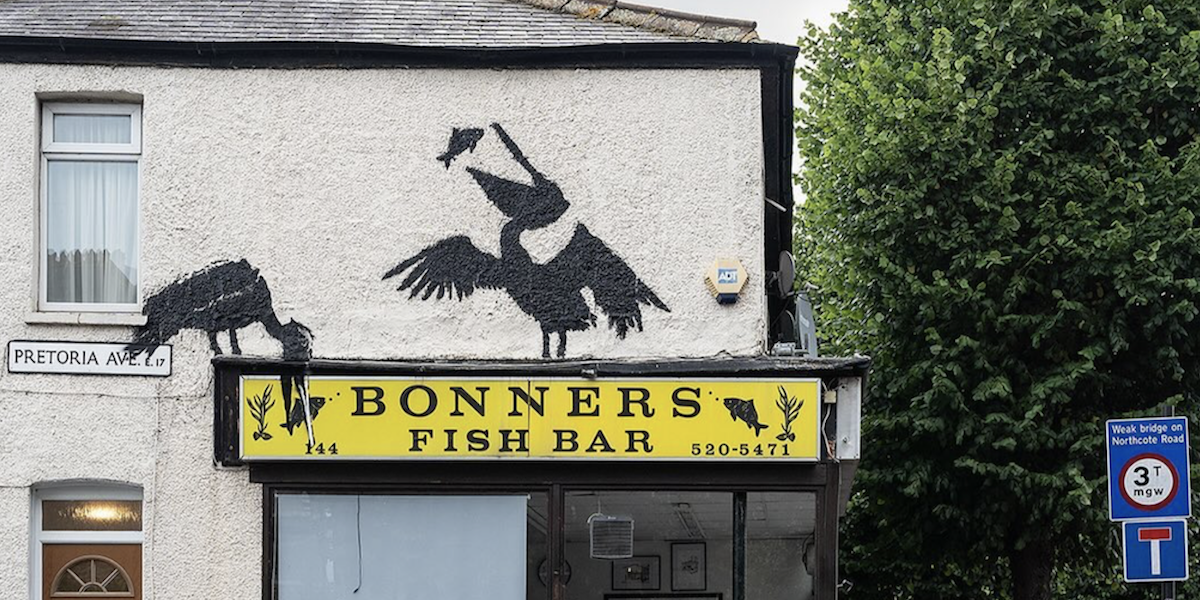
[746,492,817,600]
[43,544,141,600]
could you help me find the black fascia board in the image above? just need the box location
[0,37,798,69]
[211,354,870,379]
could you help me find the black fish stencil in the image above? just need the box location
[723,397,768,437]
[280,395,327,432]
[436,127,485,169]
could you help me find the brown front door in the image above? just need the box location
[43,544,141,600]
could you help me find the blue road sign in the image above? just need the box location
[1107,417,1191,521]
[1123,520,1189,582]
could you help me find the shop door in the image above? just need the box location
[43,544,141,600]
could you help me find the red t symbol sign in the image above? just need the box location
[1138,527,1172,575]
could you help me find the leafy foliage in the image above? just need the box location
[796,0,1200,596]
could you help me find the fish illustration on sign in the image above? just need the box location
[436,127,485,169]
[280,395,327,433]
[723,396,768,437]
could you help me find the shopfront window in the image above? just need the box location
[274,492,547,600]
[268,488,817,600]
[565,491,731,599]
[561,491,816,600]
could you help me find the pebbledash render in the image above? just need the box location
[0,1,867,600]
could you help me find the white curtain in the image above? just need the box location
[277,494,528,600]
[53,114,131,144]
[45,160,138,304]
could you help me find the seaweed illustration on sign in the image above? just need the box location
[722,396,768,437]
[127,259,322,446]
[384,123,670,358]
[775,385,802,442]
[247,385,276,441]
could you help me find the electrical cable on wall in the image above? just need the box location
[819,380,838,462]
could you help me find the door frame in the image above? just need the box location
[30,483,143,600]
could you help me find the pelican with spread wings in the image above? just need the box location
[384,123,669,358]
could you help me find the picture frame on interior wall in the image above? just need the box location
[611,556,661,591]
[670,542,706,591]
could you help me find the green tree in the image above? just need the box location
[796,1,1200,598]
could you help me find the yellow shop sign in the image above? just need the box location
[240,376,820,461]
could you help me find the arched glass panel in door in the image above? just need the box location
[51,555,134,596]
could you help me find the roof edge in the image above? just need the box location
[513,0,760,43]
[0,36,798,68]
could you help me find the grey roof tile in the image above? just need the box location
[0,0,759,47]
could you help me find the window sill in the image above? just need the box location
[25,312,147,326]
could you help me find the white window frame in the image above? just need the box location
[38,102,143,313]
[30,483,144,600]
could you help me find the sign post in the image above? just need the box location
[1107,412,1191,596]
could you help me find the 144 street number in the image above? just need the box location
[305,442,339,455]
[691,442,791,457]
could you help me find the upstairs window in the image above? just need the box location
[40,102,141,311]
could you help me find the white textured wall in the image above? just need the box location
[0,64,767,599]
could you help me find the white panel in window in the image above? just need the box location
[277,495,527,600]
[44,160,138,305]
[52,115,132,145]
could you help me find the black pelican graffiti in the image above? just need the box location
[128,259,311,360]
[384,123,669,358]
[128,259,318,441]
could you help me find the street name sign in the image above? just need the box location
[1107,416,1191,521]
[7,340,171,377]
[1122,520,1189,582]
